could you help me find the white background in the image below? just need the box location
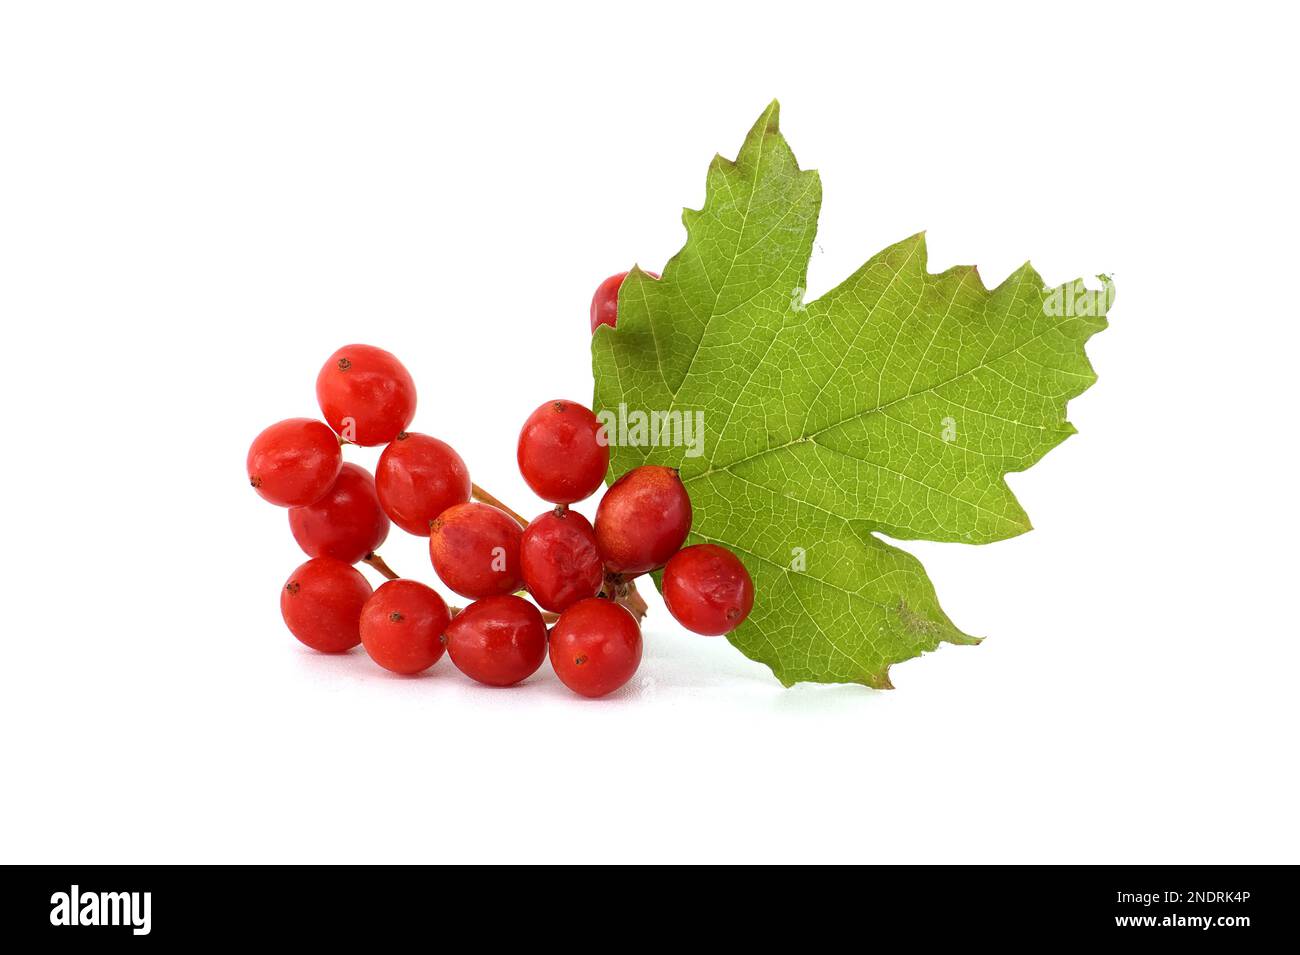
[2,2,1297,864]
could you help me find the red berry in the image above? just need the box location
[549,598,642,698]
[590,272,627,332]
[359,579,450,674]
[589,270,658,333]
[280,557,372,652]
[428,502,524,599]
[662,544,754,636]
[375,432,471,536]
[517,399,609,504]
[247,418,342,507]
[444,595,547,687]
[288,463,390,564]
[593,465,692,575]
[520,507,604,613]
[315,344,417,446]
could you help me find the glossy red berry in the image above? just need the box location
[662,544,754,636]
[359,579,450,674]
[444,595,547,687]
[549,598,642,698]
[315,344,417,446]
[375,432,471,536]
[590,270,658,333]
[517,399,609,504]
[520,508,604,612]
[288,463,390,564]
[594,465,692,575]
[428,502,524,599]
[280,557,372,652]
[247,418,342,507]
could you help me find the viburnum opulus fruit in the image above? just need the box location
[549,598,643,698]
[589,271,658,333]
[247,418,342,507]
[519,507,603,612]
[428,501,524,598]
[288,462,390,564]
[516,399,609,504]
[280,557,373,652]
[375,431,471,535]
[444,594,548,687]
[593,465,692,575]
[316,343,416,446]
[662,543,754,636]
[252,318,758,697]
[359,579,450,674]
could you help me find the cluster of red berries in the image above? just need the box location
[246,277,753,699]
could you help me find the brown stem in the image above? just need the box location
[617,584,649,624]
[604,571,649,624]
[363,552,399,581]
[471,483,530,528]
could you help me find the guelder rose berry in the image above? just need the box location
[280,557,372,652]
[589,270,659,333]
[520,507,604,613]
[549,598,642,698]
[249,327,749,692]
[444,595,547,687]
[359,579,450,675]
[315,344,416,446]
[662,544,754,636]
[289,462,390,564]
[375,432,471,536]
[594,465,692,575]
[247,418,342,508]
[516,399,609,504]
[429,502,524,599]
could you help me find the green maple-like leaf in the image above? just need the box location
[591,101,1110,688]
